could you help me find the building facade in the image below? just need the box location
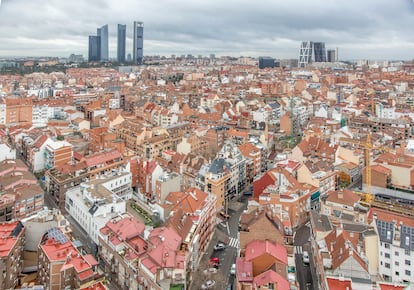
[0,221,24,290]
[133,21,144,65]
[117,24,126,63]
[88,35,101,62]
[97,24,109,62]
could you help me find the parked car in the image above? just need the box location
[203,268,218,275]
[201,280,216,289]
[219,211,230,220]
[230,263,236,275]
[213,242,226,251]
[302,251,310,264]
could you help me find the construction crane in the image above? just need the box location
[339,135,394,203]
[368,89,375,116]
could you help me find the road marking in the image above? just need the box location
[228,237,239,248]
[294,246,303,254]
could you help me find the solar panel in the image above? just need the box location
[47,227,68,244]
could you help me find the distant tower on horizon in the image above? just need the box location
[97,24,109,61]
[133,21,144,65]
[298,41,327,67]
[117,24,126,63]
[88,35,101,62]
[327,49,336,62]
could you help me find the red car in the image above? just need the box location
[210,257,220,267]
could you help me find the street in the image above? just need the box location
[294,223,316,290]
[190,195,247,290]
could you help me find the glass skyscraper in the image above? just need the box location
[88,35,101,62]
[117,24,126,63]
[97,24,109,61]
[133,21,144,65]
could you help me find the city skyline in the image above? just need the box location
[0,0,414,60]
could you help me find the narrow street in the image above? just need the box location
[293,223,315,290]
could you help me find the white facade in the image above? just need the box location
[0,143,16,162]
[109,98,120,109]
[32,104,49,124]
[32,137,53,172]
[65,172,131,245]
[376,219,414,284]
[0,103,6,125]
[252,109,268,123]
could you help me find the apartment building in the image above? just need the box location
[88,127,124,154]
[38,227,98,290]
[235,240,289,290]
[372,208,414,284]
[100,214,186,290]
[44,140,73,169]
[0,221,24,290]
[45,149,126,212]
[5,97,33,125]
[165,188,217,276]
[65,172,131,244]
[176,132,208,156]
[196,141,246,210]
[99,213,145,290]
[0,159,44,220]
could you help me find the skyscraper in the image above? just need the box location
[133,21,144,65]
[88,35,101,62]
[298,41,313,67]
[313,42,326,62]
[97,24,109,61]
[327,49,336,62]
[298,41,327,67]
[117,24,126,63]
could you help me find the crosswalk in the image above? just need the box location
[294,246,303,254]
[228,237,240,248]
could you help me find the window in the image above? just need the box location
[385,263,390,269]
[396,271,400,276]
[406,260,411,266]
[395,261,399,266]
[406,270,411,276]
[385,243,390,249]
[405,249,411,256]
[385,253,390,258]
[395,251,399,256]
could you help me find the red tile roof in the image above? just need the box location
[103,214,145,241]
[0,221,22,257]
[244,240,288,265]
[253,269,289,289]
[326,277,353,290]
[236,257,254,282]
[379,282,408,290]
[368,208,414,228]
[80,281,108,290]
[84,150,121,167]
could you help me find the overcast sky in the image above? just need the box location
[0,0,414,60]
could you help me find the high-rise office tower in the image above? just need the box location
[133,21,144,65]
[117,24,126,63]
[88,35,101,62]
[298,41,327,67]
[327,49,336,62]
[313,42,326,62]
[97,24,109,61]
[298,41,313,67]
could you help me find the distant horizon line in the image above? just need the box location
[0,55,412,62]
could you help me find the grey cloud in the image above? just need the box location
[0,0,414,59]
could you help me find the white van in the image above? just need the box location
[302,251,310,264]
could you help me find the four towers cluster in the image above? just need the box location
[88,21,143,64]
